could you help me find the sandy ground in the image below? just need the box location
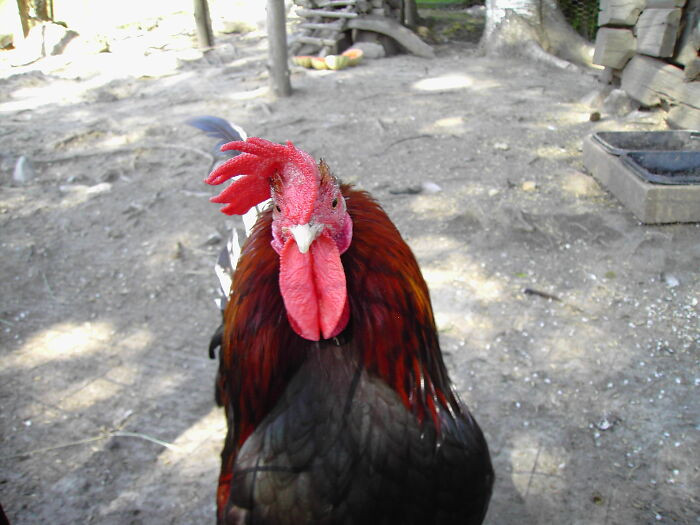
[1,9,699,525]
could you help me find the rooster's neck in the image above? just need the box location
[342,187,459,428]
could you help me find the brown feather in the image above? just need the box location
[215,185,492,523]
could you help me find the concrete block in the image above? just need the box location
[621,54,700,109]
[672,0,700,69]
[593,28,637,68]
[598,0,646,26]
[636,8,683,57]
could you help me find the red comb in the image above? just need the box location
[205,137,317,217]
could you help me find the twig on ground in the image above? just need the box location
[41,271,58,302]
[523,287,587,314]
[111,431,181,451]
[0,428,180,461]
[374,134,433,156]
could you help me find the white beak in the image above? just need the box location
[290,223,323,254]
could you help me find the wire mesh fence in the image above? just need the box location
[416,0,600,41]
[558,0,599,41]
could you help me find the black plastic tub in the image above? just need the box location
[621,151,700,185]
[592,131,700,156]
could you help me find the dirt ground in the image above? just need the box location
[1,8,699,525]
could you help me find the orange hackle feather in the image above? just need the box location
[214,185,458,521]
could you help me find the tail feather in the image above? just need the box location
[209,227,242,359]
[187,116,248,172]
[186,115,248,151]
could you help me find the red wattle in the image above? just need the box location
[278,234,349,341]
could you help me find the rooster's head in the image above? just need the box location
[205,138,352,342]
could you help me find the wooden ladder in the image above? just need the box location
[293,0,359,56]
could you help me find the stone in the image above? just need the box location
[10,22,78,65]
[593,28,637,68]
[603,88,640,115]
[561,170,603,198]
[351,41,385,59]
[579,87,612,109]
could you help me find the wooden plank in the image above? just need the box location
[621,54,700,109]
[296,8,358,18]
[598,0,645,25]
[593,28,636,68]
[645,0,686,6]
[296,35,342,46]
[346,15,434,58]
[299,21,346,30]
[316,0,357,6]
[635,8,682,57]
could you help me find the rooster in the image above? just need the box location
[199,127,494,524]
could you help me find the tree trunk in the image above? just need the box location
[480,0,594,69]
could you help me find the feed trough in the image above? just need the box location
[583,131,700,224]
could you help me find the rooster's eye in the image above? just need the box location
[331,198,338,209]
[275,205,281,213]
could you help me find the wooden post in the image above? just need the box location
[194,0,214,48]
[267,0,292,97]
[16,0,30,37]
[404,0,418,28]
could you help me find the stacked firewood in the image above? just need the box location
[291,0,404,55]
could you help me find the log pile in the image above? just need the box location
[592,0,699,129]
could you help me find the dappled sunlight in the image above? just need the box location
[510,432,540,474]
[226,85,269,101]
[56,377,123,412]
[58,182,114,208]
[420,116,472,136]
[423,267,504,303]
[411,73,500,92]
[509,432,568,499]
[549,103,596,125]
[435,309,496,343]
[118,327,155,352]
[409,235,462,261]
[157,406,226,463]
[0,54,189,114]
[8,321,114,369]
[409,194,458,219]
[143,230,206,272]
[534,144,574,161]
[0,77,84,113]
[98,129,147,149]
